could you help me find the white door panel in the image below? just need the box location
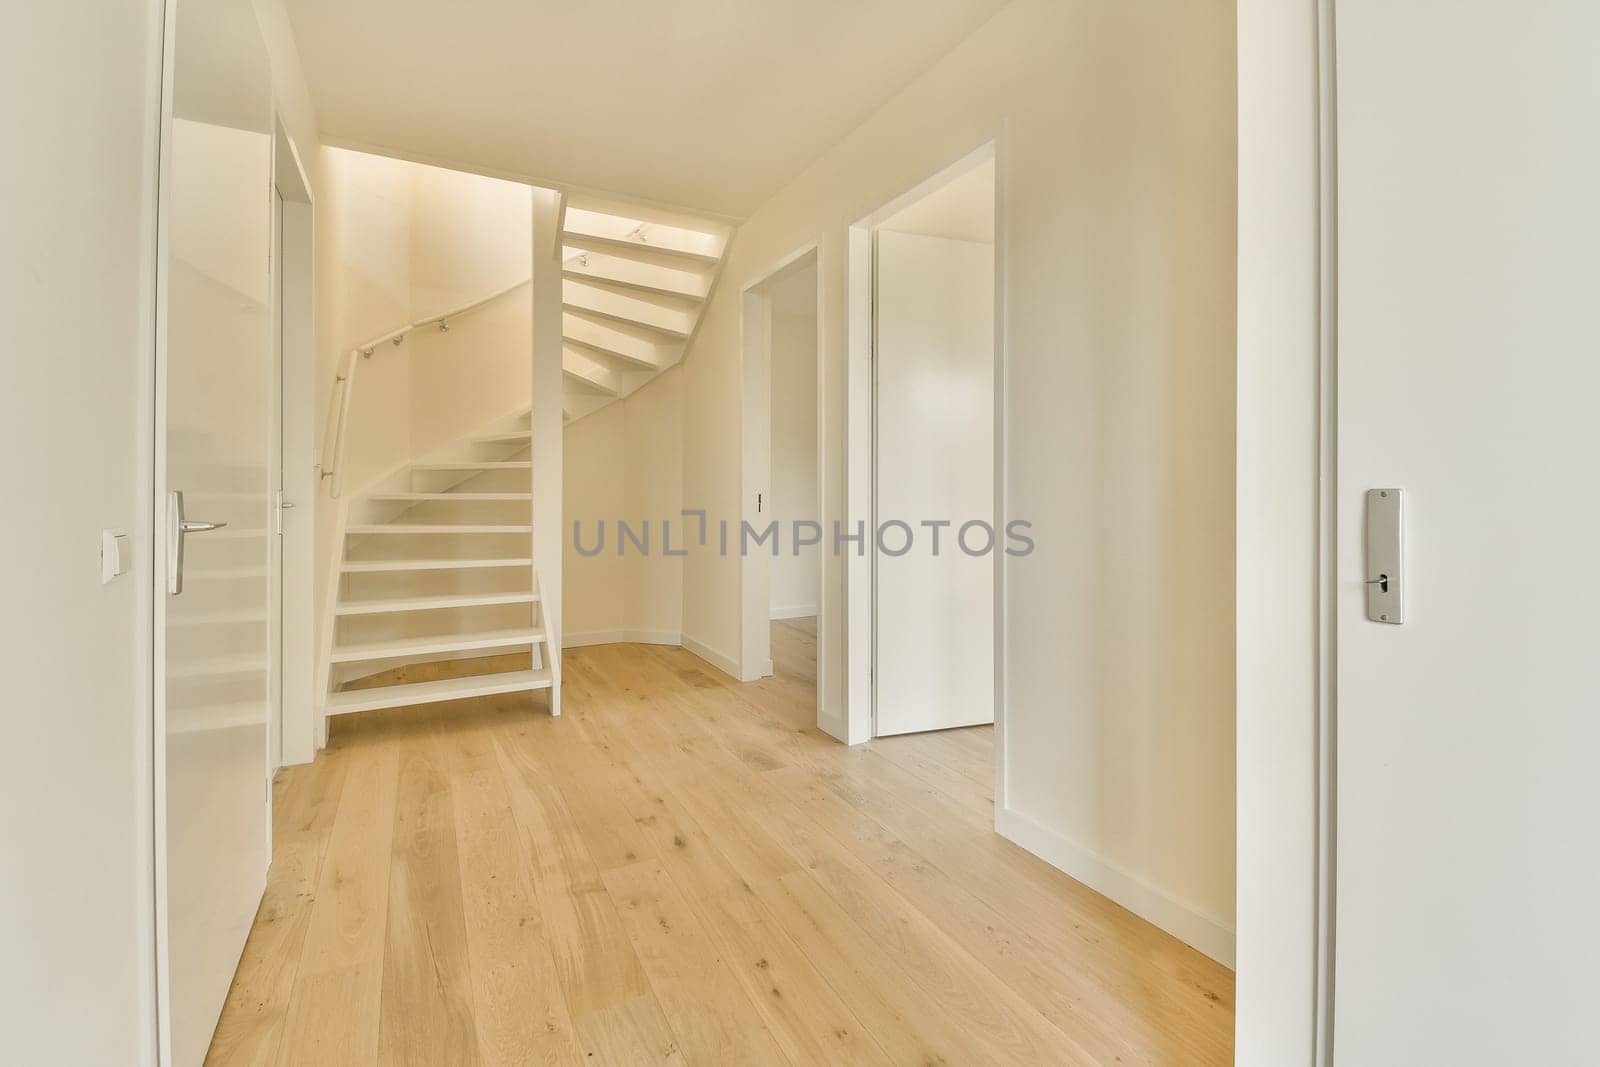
[1335,2,1600,1061]
[874,231,994,736]
[158,0,274,1062]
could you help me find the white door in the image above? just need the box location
[1335,3,1599,1061]
[156,0,275,1062]
[873,230,994,736]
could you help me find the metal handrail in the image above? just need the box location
[316,277,530,498]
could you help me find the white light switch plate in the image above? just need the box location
[101,529,131,584]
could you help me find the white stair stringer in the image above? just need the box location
[557,199,731,423]
[321,408,554,717]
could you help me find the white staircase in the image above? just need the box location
[317,200,730,721]
[557,202,730,422]
[323,410,552,716]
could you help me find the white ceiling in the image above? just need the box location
[880,158,995,243]
[283,0,1011,219]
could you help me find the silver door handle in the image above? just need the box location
[168,490,228,595]
[278,501,296,510]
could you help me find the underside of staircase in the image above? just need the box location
[557,201,730,423]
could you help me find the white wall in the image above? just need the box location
[679,0,1237,961]
[326,149,416,490]
[408,291,531,458]
[410,165,531,319]
[406,164,532,457]
[768,267,820,619]
[562,370,687,647]
[563,403,626,642]
[624,369,686,640]
[313,149,533,495]
[0,3,162,1060]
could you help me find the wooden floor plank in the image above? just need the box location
[203,832,322,1066]
[601,861,792,1064]
[446,725,585,1066]
[272,738,401,1066]
[377,725,479,1065]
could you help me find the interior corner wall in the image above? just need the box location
[677,0,1238,962]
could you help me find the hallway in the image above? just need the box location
[208,624,1233,1064]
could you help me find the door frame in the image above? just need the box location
[739,242,824,726]
[843,138,1006,766]
[1235,0,1337,1062]
[271,117,316,769]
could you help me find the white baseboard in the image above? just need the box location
[769,604,819,620]
[680,632,740,680]
[995,806,1236,968]
[563,628,681,649]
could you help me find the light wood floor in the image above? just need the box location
[208,617,1233,1064]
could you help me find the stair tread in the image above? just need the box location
[335,590,538,615]
[331,627,545,662]
[560,264,708,301]
[346,523,533,534]
[341,557,533,573]
[412,461,531,470]
[562,207,724,262]
[325,668,552,715]
[561,293,691,339]
[367,492,532,501]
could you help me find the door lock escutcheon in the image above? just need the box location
[1364,488,1404,624]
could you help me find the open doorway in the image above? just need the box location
[740,246,823,720]
[271,119,316,771]
[870,152,998,741]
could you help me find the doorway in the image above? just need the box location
[870,153,998,738]
[740,245,823,720]
[271,121,315,770]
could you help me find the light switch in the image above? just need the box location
[101,529,131,584]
